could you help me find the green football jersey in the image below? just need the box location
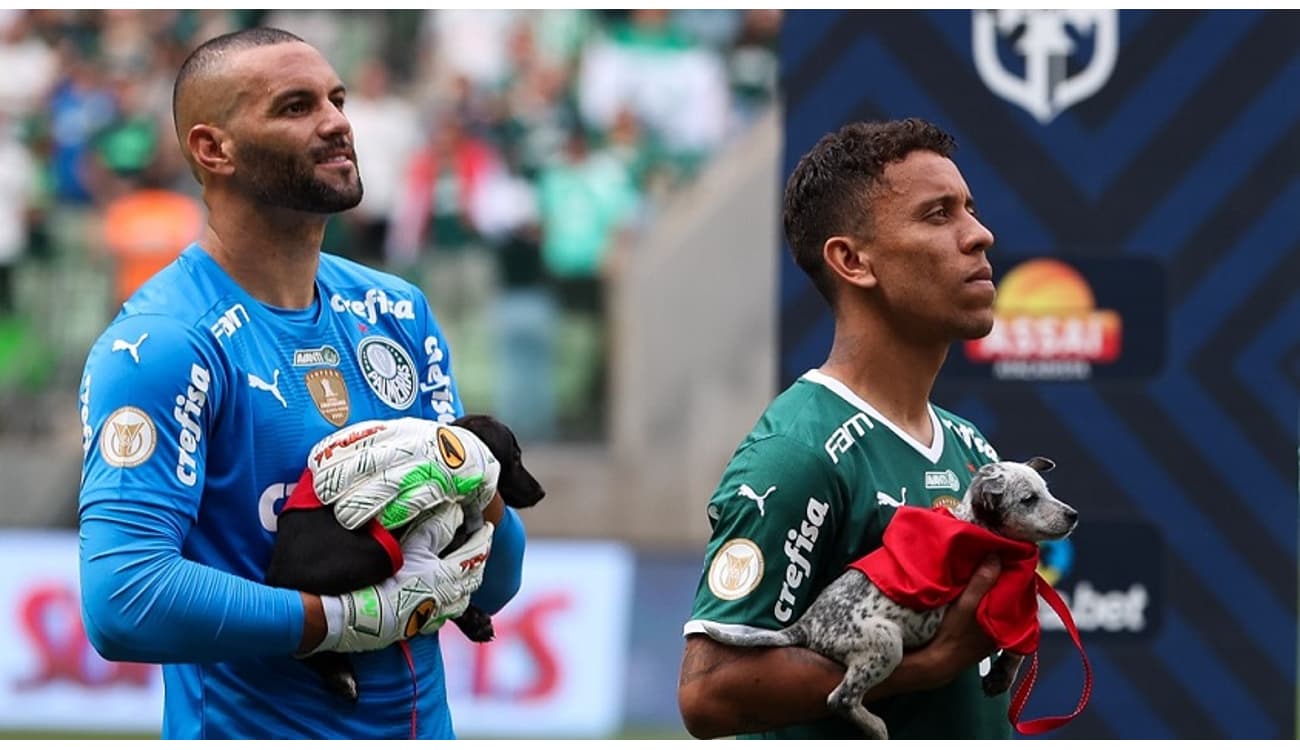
[684,369,1010,740]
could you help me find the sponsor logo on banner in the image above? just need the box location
[0,531,163,732]
[707,539,763,601]
[1037,520,1162,639]
[100,407,156,468]
[358,336,417,410]
[972,10,1118,124]
[305,368,350,426]
[293,345,341,368]
[954,257,1165,381]
[439,541,634,738]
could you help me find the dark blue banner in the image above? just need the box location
[780,10,1299,739]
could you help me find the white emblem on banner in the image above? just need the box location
[972,10,1118,124]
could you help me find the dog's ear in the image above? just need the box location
[971,466,1006,528]
[1025,456,1055,474]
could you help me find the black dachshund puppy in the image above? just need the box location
[266,414,545,701]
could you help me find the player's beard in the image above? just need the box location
[236,138,364,214]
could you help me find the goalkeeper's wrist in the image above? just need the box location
[300,594,346,656]
[296,593,330,657]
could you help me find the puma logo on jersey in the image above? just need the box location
[737,484,776,516]
[248,369,287,408]
[111,333,149,364]
[876,487,907,507]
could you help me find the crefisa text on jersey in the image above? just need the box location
[174,363,211,486]
[330,288,415,325]
[774,496,831,623]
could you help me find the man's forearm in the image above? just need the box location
[80,504,306,663]
[678,635,949,738]
[297,593,327,655]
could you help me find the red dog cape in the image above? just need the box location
[849,506,1092,735]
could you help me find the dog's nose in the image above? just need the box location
[1064,508,1078,524]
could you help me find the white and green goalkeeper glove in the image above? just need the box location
[307,417,500,532]
[308,508,495,654]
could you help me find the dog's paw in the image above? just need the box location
[982,670,1013,697]
[453,607,496,643]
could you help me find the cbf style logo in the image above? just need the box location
[972,10,1118,124]
[951,256,1165,381]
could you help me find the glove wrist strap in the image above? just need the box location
[305,594,346,656]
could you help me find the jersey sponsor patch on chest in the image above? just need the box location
[707,538,764,601]
[924,469,960,491]
[824,412,875,464]
[293,345,341,368]
[357,336,417,410]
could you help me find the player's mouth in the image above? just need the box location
[314,148,356,168]
[965,266,995,292]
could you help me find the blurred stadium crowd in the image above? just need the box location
[0,8,780,442]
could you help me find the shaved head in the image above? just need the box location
[172,27,305,179]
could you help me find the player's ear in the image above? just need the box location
[189,124,235,178]
[822,235,877,290]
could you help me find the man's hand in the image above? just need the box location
[307,418,500,531]
[305,514,495,655]
[911,554,1001,689]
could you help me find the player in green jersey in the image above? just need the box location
[678,118,1009,739]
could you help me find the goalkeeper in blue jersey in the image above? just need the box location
[76,27,527,739]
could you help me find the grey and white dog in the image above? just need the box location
[700,458,1078,739]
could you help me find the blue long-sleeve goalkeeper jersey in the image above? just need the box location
[77,244,526,739]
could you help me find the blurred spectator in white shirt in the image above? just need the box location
[342,58,420,266]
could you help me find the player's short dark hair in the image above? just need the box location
[172,27,305,133]
[782,118,957,303]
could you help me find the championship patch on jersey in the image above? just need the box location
[305,368,351,426]
[357,336,417,410]
[99,406,157,468]
[707,539,764,601]
[931,494,961,511]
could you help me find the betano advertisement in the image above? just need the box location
[0,531,634,737]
